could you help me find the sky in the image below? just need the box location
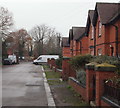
[0,0,120,37]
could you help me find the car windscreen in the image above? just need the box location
[37,57,42,60]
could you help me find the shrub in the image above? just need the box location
[69,54,93,70]
[55,58,62,69]
[76,69,86,86]
[69,54,93,84]
[91,55,120,87]
[91,55,120,75]
[69,55,120,85]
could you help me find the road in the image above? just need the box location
[2,62,48,106]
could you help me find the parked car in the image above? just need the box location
[3,58,12,65]
[8,54,17,64]
[33,55,59,65]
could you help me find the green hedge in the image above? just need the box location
[69,55,120,86]
[69,54,93,70]
[55,58,62,69]
[91,55,120,75]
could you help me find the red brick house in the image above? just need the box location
[85,10,95,55]
[69,29,73,57]
[76,28,88,55]
[61,2,120,108]
[69,27,87,56]
[92,3,120,57]
[62,37,71,58]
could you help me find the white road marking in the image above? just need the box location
[42,66,56,107]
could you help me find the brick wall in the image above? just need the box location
[62,58,76,80]
[62,47,71,58]
[95,70,116,106]
[68,77,87,101]
[101,99,112,108]
[81,36,89,55]
[86,68,96,102]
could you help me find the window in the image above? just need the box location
[98,48,102,56]
[91,25,94,39]
[37,57,42,60]
[90,50,94,56]
[98,22,102,37]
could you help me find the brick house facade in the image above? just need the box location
[62,37,71,58]
[59,2,120,108]
[93,3,120,57]
[85,10,95,55]
[68,27,87,56]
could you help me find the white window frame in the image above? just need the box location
[99,22,102,37]
[91,25,94,39]
[98,48,102,56]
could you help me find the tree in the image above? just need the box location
[29,24,48,57]
[0,6,14,59]
[15,29,29,58]
[25,36,33,56]
[0,6,14,40]
[29,24,62,57]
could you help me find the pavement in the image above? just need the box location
[2,62,49,106]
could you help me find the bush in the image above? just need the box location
[91,55,120,75]
[69,54,93,70]
[69,55,120,85]
[55,58,62,69]
[76,69,86,86]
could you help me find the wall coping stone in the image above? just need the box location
[69,77,86,88]
[56,68,63,72]
[101,96,120,108]
[85,62,98,70]
[95,63,116,72]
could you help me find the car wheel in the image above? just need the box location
[35,63,38,65]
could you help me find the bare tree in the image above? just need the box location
[29,24,48,57]
[29,24,62,57]
[0,6,14,40]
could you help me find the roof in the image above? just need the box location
[68,29,73,43]
[93,2,120,25]
[85,10,95,36]
[62,37,70,47]
[72,27,85,40]
[89,10,94,22]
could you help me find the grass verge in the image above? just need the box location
[43,64,90,106]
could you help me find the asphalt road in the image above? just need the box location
[2,62,48,106]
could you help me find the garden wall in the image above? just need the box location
[47,58,120,107]
[68,77,87,101]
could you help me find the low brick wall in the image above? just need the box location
[62,58,76,80]
[101,96,120,108]
[101,99,112,108]
[56,68,62,73]
[68,77,87,101]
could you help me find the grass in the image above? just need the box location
[43,64,50,70]
[47,80,62,85]
[43,64,61,78]
[66,85,89,106]
[43,64,61,84]
[45,71,61,79]
[43,64,90,107]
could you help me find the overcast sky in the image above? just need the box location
[1,0,119,36]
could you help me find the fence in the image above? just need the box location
[104,83,120,105]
